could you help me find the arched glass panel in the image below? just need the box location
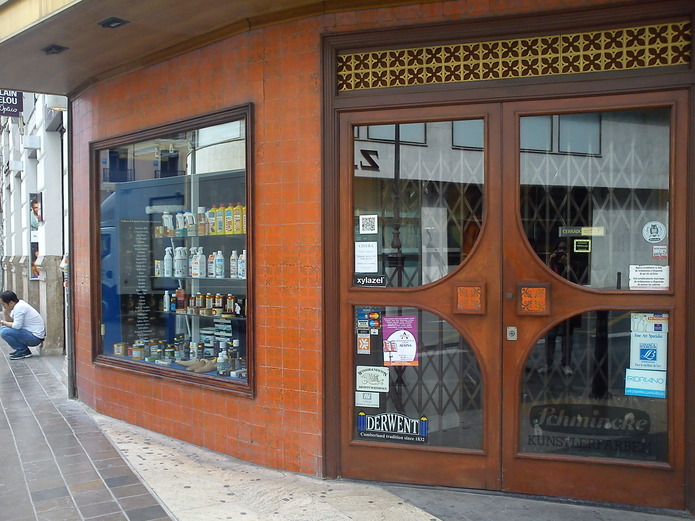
[520,108,670,290]
[520,310,668,462]
[354,120,484,288]
[353,306,482,449]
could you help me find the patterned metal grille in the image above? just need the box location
[520,311,668,462]
[337,21,691,91]
[386,309,483,449]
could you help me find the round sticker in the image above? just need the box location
[642,221,667,243]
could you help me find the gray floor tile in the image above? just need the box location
[104,473,140,488]
[73,488,116,507]
[78,500,122,518]
[33,495,77,513]
[124,504,170,521]
[36,506,82,521]
[30,485,71,502]
[117,493,161,510]
[109,483,150,499]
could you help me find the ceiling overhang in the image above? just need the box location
[0,0,429,96]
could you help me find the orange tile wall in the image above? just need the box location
[71,0,625,476]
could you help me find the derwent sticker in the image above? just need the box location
[357,411,428,443]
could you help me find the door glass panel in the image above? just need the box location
[520,108,670,290]
[354,120,484,288]
[353,306,483,450]
[520,310,668,462]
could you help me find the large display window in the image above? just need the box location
[95,105,253,392]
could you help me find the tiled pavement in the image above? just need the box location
[0,349,173,521]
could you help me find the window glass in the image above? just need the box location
[368,123,426,143]
[521,310,668,462]
[353,306,482,449]
[354,120,484,288]
[558,113,601,154]
[98,111,250,385]
[520,115,552,151]
[452,119,484,149]
[520,108,670,290]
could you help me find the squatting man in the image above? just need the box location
[0,290,46,359]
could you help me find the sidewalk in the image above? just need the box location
[2,350,692,521]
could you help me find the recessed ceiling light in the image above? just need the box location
[42,44,68,55]
[97,17,130,29]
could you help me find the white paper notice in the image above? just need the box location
[355,242,378,273]
[628,265,669,290]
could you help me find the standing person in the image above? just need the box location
[0,291,45,359]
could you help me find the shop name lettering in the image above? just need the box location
[530,404,650,436]
[626,375,665,384]
[355,275,386,286]
[527,435,652,454]
[357,412,428,443]
[368,413,418,433]
[0,90,21,113]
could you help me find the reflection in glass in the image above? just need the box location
[353,306,482,449]
[354,120,484,288]
[521,310,668,462]
[520,108,670,290]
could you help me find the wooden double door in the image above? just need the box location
[337,90,687,508]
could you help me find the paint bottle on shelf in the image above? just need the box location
[197,206,208,236]
[224,202,234,234]
[163,247,173,277]
[216,204,225,236]
[207,250,216,278]
[215,250,225,278]
[175,211,186,236]
[237,249,246,279]
[229,250,238,278]
[232,202,243,234]
[162,211,174,234]
[195,247,206,278]
[207,205,217,235]
[184,209,197,236]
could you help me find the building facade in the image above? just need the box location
[5,0,690,512]
[0,93,68,356]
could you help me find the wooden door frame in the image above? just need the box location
[498,91,689,508]
[321,1,695,511]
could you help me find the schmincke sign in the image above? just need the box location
[0,90,22,117]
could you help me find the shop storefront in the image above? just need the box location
[70,0,694,512]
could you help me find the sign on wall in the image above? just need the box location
[0,90,23,117]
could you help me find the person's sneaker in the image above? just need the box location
[562,365,574,376]
[10,351,32,360]
[9,350,19,356]
[537,365,551,374]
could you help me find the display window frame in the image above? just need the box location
[90,104,255,396]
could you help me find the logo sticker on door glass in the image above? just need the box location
[642,221,667,243]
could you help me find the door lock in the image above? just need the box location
[506,326,518,341]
